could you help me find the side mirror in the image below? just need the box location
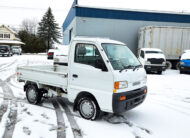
[95,59,108,71]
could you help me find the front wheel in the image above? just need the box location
[180,70,184,74]
[78,97,100,120]
[26,85,42,104]
[157,71,162,75]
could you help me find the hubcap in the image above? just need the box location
[28,88,37,103]
[80,100,94,118]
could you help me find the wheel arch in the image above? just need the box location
[24,81,39,92]
[73,91,100,112]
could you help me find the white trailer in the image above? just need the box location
[17,36,147,120]
[138,26,190,69]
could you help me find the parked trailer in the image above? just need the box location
[138,26,190,69]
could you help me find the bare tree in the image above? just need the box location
[20,18,38,34]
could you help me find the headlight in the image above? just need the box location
[180,62,184,65]
[162,61,166,65]
[114,81,128,89]
[145,61,151,65]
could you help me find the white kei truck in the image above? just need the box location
[17,37,147,120]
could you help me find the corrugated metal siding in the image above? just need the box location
[74,17,190,55]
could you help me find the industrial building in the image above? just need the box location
[62,0,190,55]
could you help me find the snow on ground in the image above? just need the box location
[73,70,190,138]
[0,54,53,81]
[0,54,190,138]
[0,87,3,107]
[13,103,57,138]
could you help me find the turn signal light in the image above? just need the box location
[120,96,126,101]
[144,89,147,93]
[114,82,119,89]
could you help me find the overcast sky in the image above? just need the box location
[0,0,190,30]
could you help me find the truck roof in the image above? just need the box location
[141,48,162,52]
[73,36,125,45]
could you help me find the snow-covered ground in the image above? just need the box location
[0,54,190,138]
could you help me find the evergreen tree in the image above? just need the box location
[38,7,61,50]
[18,30,46,53]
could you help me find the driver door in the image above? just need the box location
[68,42,113,104]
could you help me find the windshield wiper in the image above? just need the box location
[119,65,134,73]
[133,65,143,71]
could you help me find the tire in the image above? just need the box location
[157,71,162,74]
[26,85,42,104]
[180,70,184,74]
[176,62,180,70]
[166,61,172,69]
[78,97,100,120]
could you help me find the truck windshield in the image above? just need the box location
[102,43,141,70]
[145,51,163,54]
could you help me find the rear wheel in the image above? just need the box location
[26,85,42,104]
[166,61,172,69]
[78,97,100,120]
[176,62,180,70]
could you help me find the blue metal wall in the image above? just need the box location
[63,4,190,54]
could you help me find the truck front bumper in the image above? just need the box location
[180,66,190,72]
[144,65,166,72]
[112,86,147,113]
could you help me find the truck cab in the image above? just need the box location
[17,37,147,120]
[138,48,166,74]
[180,52,190,74]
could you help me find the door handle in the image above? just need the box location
[73,74,78,78]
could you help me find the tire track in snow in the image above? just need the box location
[0,59,17,72]
[51,98,66,138]
[0,79,17,138]
[57,98,83,138]
[103,114,152,137]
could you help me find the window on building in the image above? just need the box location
[0,34,3,38]
[4,34,10,38]
[69,28,73,43]
[75,43,106,69]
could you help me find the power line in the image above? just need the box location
[0,5,67,12]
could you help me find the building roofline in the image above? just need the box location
[63,2,190,32]
[76,5,190,16]
[0,24,17,34]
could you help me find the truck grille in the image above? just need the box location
[147,58,164,64]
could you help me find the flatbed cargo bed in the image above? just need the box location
[17,65,68,88]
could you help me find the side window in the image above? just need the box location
[140,50,144,58]
[75,43,106,69]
